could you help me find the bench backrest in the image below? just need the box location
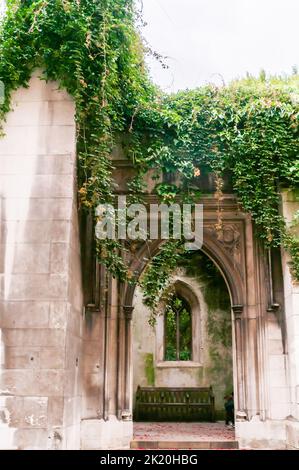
[134,386,215,422]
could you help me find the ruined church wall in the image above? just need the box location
[280,189,299,448]
[0,73,84,449]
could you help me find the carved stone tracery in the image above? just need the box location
[204,223,243,279]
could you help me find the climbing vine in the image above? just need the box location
[0,1,299,312]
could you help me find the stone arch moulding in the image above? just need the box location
[121,224,249,423]
[124,226,245,309]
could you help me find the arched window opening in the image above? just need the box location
[164,295,192,361]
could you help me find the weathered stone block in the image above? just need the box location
[49,302,69,329]
[0,154,74,176]
[63,396,82,427]
[268,339,284,355]
[50,243,69,274]
[67,308,83,336]
[69,213,81,245]
[269,368,288,388]
[63,367,81,398]
[83,372,102,397]
[65,333,81,369]
[12,428,50,450]
[80,417,133,450]
[270,403,290,420]
[0,426,17,450]
[65,423,81,450]
[2,329,65,348]
[83,314,102,341]
[269,386,290,404]
[267,320,283,340]
[286,419,299,449]
[39,348,65,369]
[1,301,49,328]
[47,428,65,450]
[0,125,75,156]
[0,221,71,244]
[0,273,68,301]
[81,395,102,420]
[0,243,50,274]
[0,175,74,198]
[4,347,40,369]
[1,198,73,222]
[83,340,102,357]
[47,396,64,426]
[269,355,287,371]
[68,278,83,313]
[12,73,71,103]
[0,370,65,397]
[6,100,75,127]
[236,419,287,449]
[0,396,48,428]
[82,353,101,374]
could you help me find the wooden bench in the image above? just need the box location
[134,386,215,422]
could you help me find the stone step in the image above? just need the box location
[131,440,239,450]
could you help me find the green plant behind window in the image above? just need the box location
[165,295,192,361]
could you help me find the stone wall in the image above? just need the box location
[0,72,298,451]
[80,276,133,450]
[280,189,299,449]
[0,72,84,449]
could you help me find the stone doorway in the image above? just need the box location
[131,251,237,449]
[80,194,290,449]
[131,250,235,443]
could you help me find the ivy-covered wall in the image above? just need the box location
[0,1,299,304]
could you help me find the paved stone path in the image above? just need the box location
[134,422,235,442]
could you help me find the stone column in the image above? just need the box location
[123,305,134,421]
[281,189,299,448]
[80,294,134,449]
[0,72,83,449]
[232,305,247,420]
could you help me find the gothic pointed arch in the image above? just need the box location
[123,225,245,310]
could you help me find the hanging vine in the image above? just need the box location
[0,1,299,313]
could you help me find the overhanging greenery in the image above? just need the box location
[0,1,298,313]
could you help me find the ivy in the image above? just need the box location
[140,240,184,322]
[0,1,299,314]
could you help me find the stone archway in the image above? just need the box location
[121,218,251,429]
[80,194,287,449]
[132,254,235,424]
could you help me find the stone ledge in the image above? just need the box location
[286,418,299,449]
[81,417,133,450]
[130,440,239,450]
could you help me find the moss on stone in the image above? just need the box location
[180,250,233,412]
[144,353,155,386]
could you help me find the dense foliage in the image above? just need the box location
[0,1,299,312]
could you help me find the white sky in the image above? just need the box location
[1,1,298,92]
[140,0,299,92]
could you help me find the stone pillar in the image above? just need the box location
[80,280,133,450]
[280,189,299,448]
[232,305,246,420]
[123,305,134,419]
[0,72,83,449]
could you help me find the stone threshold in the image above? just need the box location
[130,440,239,450]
